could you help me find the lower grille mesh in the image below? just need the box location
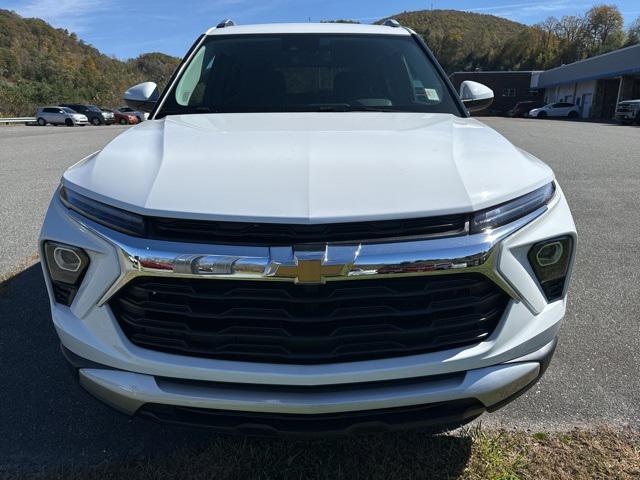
[110,274,509,364]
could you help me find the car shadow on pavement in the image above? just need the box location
[0,264,473,476]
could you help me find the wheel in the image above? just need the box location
[91,117,101,126]
[119,118,128,125]
[537,111,547,118]
[37,117,46,126]
[635,115,640,126]
[65,118,74,127]
[568,111,578,119]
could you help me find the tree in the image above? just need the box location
[555,15,588,63]
[584,4,625,54]
[625,17,640,46]
[537,16,560,51]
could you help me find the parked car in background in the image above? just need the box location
[100,107,115,118]
[113,110,139,125]
[36,106,88,126]
[60,104,114,125]
[614,100,640,125]
[508,101,544,118]
[115,106,147,122]
[529,102,580,119]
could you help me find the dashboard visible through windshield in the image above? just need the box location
[157,34,463,117]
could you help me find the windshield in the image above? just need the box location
[61,107,77,113]
[157,34,462,116]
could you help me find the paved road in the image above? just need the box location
[0,125,129,278]
[0,119,639,467]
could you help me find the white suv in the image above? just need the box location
[40,21,576,435]
[529,102,580,119]
[36,106,89,126]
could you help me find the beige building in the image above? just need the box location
[535,44,640,119]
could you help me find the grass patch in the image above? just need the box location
[1,426,637,479]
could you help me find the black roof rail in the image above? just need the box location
[383,18,401,27]
[216,19,235,28]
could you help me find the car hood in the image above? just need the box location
[63,112,554,223]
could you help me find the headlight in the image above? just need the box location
[470,182,555,234]
[59,186,146,236]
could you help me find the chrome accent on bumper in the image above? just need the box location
[79,361,541,416]
[59,204,549,307]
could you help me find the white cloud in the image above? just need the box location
[9,0,112,32]
[468,0,591,21]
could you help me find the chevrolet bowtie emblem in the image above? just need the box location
[273,259,346,284]
[267,245,360,284]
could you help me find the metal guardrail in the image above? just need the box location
[0,117,36,125]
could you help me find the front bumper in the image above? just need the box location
[614,112,636,122]
[40,184,576,430]
[63,338,555,434]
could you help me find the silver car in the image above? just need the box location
[36,106,89,126]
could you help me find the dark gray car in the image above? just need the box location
[60,104,115,125]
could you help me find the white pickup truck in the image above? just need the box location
[39,20,576,435]
[615,99,640,124]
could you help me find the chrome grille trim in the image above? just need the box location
[59,204,551,309]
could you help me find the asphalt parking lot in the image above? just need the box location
[0,118,639,467]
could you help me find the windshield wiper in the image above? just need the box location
[345,105,397,112]
[159,104,401,115]
[293,103,396,112]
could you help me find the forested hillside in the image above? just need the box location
[0,9,179,116]
[390,10,533,72]
[388,6,639,73]
[1,5,638,116]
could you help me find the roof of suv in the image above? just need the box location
[204,22,411,36]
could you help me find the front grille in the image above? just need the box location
[110,274,509,364]
[146,214,468,245]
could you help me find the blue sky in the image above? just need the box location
[5,0,640,59]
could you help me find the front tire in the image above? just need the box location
[568,111,579,119]
[91,117,101,126]
[65,119,74,127]
[119,118,128,125]
[37,117,46,126]
[537,111,547,118]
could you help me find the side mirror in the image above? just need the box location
[124,82,159,113]
[460,81,494,113]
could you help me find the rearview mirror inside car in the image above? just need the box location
[459,81,494,113]
[124,82,159,113]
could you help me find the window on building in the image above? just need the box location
[502,88,516,97]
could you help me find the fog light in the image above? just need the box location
[43,241,90,305]
[53,247,83,272]
[528,236,573,301]
[535,241,563,267]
